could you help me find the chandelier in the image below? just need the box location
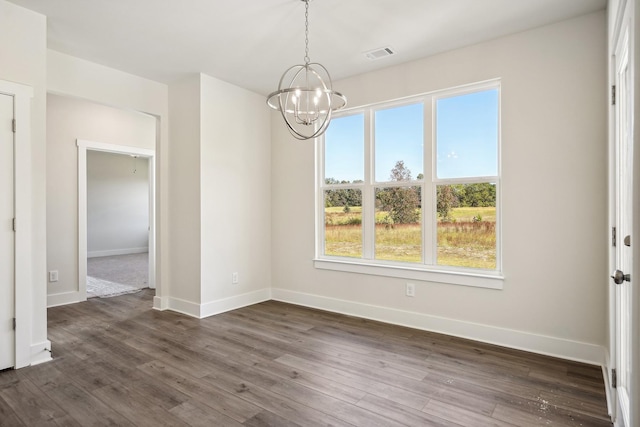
[267,0,347,140]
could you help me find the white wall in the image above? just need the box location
[0,0,49,366]
[200,73,272,310]
[87,151,150,257]
[164,73,272,316]
[271,12,608,364]
[168,75,202,306]
[47,94,156,302]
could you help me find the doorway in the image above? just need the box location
[77,140,156,301]
[86,150,151,298]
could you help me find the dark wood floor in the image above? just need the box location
[0,290,611,426]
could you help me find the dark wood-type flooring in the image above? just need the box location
[0,290,612,426]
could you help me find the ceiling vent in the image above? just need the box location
[364,46,396,61]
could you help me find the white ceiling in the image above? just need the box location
[8,0,607,95]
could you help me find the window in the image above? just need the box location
[317,81,502,288]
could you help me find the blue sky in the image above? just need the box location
[375,103,424,181]
[324,113,364,182]
[325,89,498,182]
[436,89,498,179]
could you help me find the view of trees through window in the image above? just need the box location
[322,83,499,271]
[324,170,496,268]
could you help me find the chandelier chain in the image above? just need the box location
[304,0,310,64]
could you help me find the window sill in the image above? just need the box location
[313,258,504,289]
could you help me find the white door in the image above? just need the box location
[612,20,634,427]
[0,93,15,370]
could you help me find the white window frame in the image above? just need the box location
[315,79,503,289]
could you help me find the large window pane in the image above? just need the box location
[375,103,423,182]
[325,114,364,183]
[436,183,496,269]
[324,189,362,258]
[319,82,501,279]
[375,186,422,262]
[436,89,498,179]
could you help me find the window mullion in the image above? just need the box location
[423,98,434,265]
[316,137,325,258]
[495,179,502,272]
[362,110,374,259]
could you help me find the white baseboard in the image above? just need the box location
[153,295,169,311]
[30,340,52,366]
[87,247,148,258]
[155,288,272,319]
[165,296,201,318]
[271,288,606,366]
[200,288,271,318]
[49,285,606,366]
[47,291,83,308]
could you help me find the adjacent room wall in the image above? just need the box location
[46,53,272,319]
[271,11,608,364]
[47,50,170,305]
[0,0,49,366]
[87,151,150,258]
[46,94,156,305]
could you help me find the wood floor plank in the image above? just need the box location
[0,395,26,427]
[492,402,614,427]
[268,379,408,427]
[0,290,610,427]
[423,399,516,427]
[91,382,188,427]
[356,393,460,427]
[242,410,303,427]
[0,369,20,387]
[168,399,244,427]
[199,373,354,427]
[0,378,76,426]
[275,353,439,409]
[44,382,136,427]
[538,389,610,421]
[136,360,263,423]
[54,353,124,392]
[232,350,368,405]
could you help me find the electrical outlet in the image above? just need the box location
[49,270,59,282]
[406,282,415,297]
[232,272,239,284]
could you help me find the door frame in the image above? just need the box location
[608,0,639,425]
[77,139,156,301]
[0,91,14,370]
[0,80,39,369]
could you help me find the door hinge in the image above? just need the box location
[12,318,15,330]
[12,218,15,232]
[612,226,616,247]
[612,85,616,105]
[612,368,617,388]
[11,119,15,133]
